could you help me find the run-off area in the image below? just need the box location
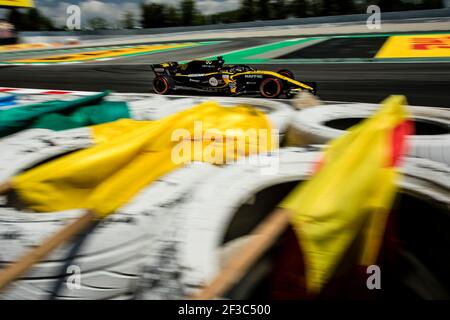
[209,33,450,63]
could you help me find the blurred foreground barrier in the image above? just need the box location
[0,101,275,292]
[2,95,447,299]
[0,163,221,300]
[0,93,16,108]
[1,151,448,299]
[122,149,449,300]
[291,91,322,110]
[0,92,130,137]
[193,95,413,299]
[0,95,292,182]
[287,102,450,165]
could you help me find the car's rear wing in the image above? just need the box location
[151,62,178,76]
[151,64,168,75]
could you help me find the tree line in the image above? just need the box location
[4,0,445,31]
[6,8,55,31]
[140,0,444,27]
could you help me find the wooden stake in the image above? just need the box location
[0,211,96,292]
[192,208,291,300]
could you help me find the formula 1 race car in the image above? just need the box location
[151,57,317,99]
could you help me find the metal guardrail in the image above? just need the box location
[19,8,450,39]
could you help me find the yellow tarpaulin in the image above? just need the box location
[91,118,153,145]
[0,0,34,8]
[13,101,274,218]
[281,95,411,293]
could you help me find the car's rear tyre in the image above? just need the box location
[277,69,295,79]
[260,77,283,99]
[153,75,173,95]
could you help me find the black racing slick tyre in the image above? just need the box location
[153,75,173,95]
[277,69,295,80]
[260,78,283,99]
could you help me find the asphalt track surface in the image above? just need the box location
[1,38,450,107]
[278,36,389,59]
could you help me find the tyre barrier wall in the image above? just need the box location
[129,96,293,135]
[0,94,293,182]
[287,104,450,165]
[0,94,292,300]
[0,128,92,182]
[135,148,450,300]
[0,89,292,136]
[0,164,222,300]
[0,93,448,299]
[2,148,449,299]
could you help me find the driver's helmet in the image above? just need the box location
[217,56,225,68]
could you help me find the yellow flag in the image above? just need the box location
[13,102,274,218]
[281,95,412,293]
[91,118,153,145]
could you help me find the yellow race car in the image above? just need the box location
[151,57,317,99]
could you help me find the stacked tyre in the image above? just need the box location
[287,104,450,165]
[136,148,450,300]
[3,97,448,300]
[0,96,293,183]
[0,164,219,300]
[0,96,293,300]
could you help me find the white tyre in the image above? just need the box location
[136,148,450,299]
[0,128,93,181]
[287,104,450,165]
[0,97,291,183]
[0,163,221,300]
